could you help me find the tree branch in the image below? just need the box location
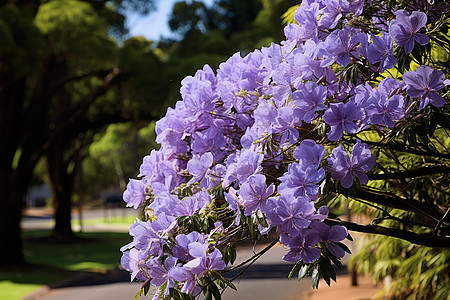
[362,140,450,159]
[368,164,450,180]
[354,187,444,222]
[324,218,450,248]
[52,69,114,88]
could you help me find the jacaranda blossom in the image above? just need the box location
[323,101,364,141]
[367,32,397,72]
[403,65,448,109]
[328,140,376,188]
[389,10,429,54]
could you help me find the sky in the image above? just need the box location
[127,0,214,41]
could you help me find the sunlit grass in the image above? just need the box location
[0,230,131,300]
[81,214,137,226]
[0,281,42,300]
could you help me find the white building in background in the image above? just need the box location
[25,184,51,207]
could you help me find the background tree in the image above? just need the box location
[84,122,158,199]
[0,0,162,265]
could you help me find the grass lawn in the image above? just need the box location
[0,230,132,300]
[81,214,137,226]
[31,214,137,228]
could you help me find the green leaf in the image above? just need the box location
[346,232,353,241]
[227,243,237,265]
[134,290,142,300]
[298,264,309,280]
[216,276,237,291]
[281,4,300,24]
[411,44,423,65]
[319,257,332,286]
[327,252,344,270]
[288,261,303,280]
[330,263,337,282]
[204,287,212,300]
[336,242,352,254]
[396,46,412,73]
[205,277,222,300]
[311,267,320,289]
[143,281,150,295]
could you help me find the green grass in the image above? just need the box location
[0,230,132,300]
[30,215,137,228]
[81,215,137,226]
[0,266,72,300]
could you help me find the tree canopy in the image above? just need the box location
[0,0,161,262]
[118,1,450,299]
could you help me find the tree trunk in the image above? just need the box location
[0,177,25,266]
[0,78,32,267]
[46,136,86,239]
[46,138,74,239]
[52,173,75,238]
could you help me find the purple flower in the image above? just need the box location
[378,77,406,96]
[172,232,205,262]
[281,231,321,263]
[403,65,448,110]
[348,0,365,16]
[151,213,177,235]
[173,196,203,217]
[293,2,321,40]
[293,139,325,167]
[292,81,327,123]
[223,148,264,187]
[278,163,325,200]
[366,93,405,128]
[239,174,274,216]
[325,27,365,67]
[121,248,149,281]
[389,10,429,54]
[328,140,376,188]
[272,105,301,145]
[190,119,226,154]
[265,195,315,235]
[367,32,397,72]
[224,187,243,211]
[312,222,348,258]
[184,242,226,277]
[147,257,183,295]
[124,220,162,257]
[307,206,330,222]
[323,101,364,141]
[318,0,350,30]
[180,64,216,115]
[150,192,181,218]
[139,149,183,195]
[123,179,146,209]
[187,152,214,186]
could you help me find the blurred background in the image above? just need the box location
[0,0,308,299]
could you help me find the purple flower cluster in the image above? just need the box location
[389,10,429,54]
[118,0,447,297]
[328,140,376,188]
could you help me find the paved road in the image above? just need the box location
[22,207,137,232]
[24,242,313,300]
[31,279,310,300]
[22,209,344,299]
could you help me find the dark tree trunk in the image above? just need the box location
[0,178,25,266]
[46,136,86,239]
[47,138,74,239]
[51,171,75,238]
[0,79,31,267]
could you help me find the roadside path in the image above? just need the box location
[22,208,383,300]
